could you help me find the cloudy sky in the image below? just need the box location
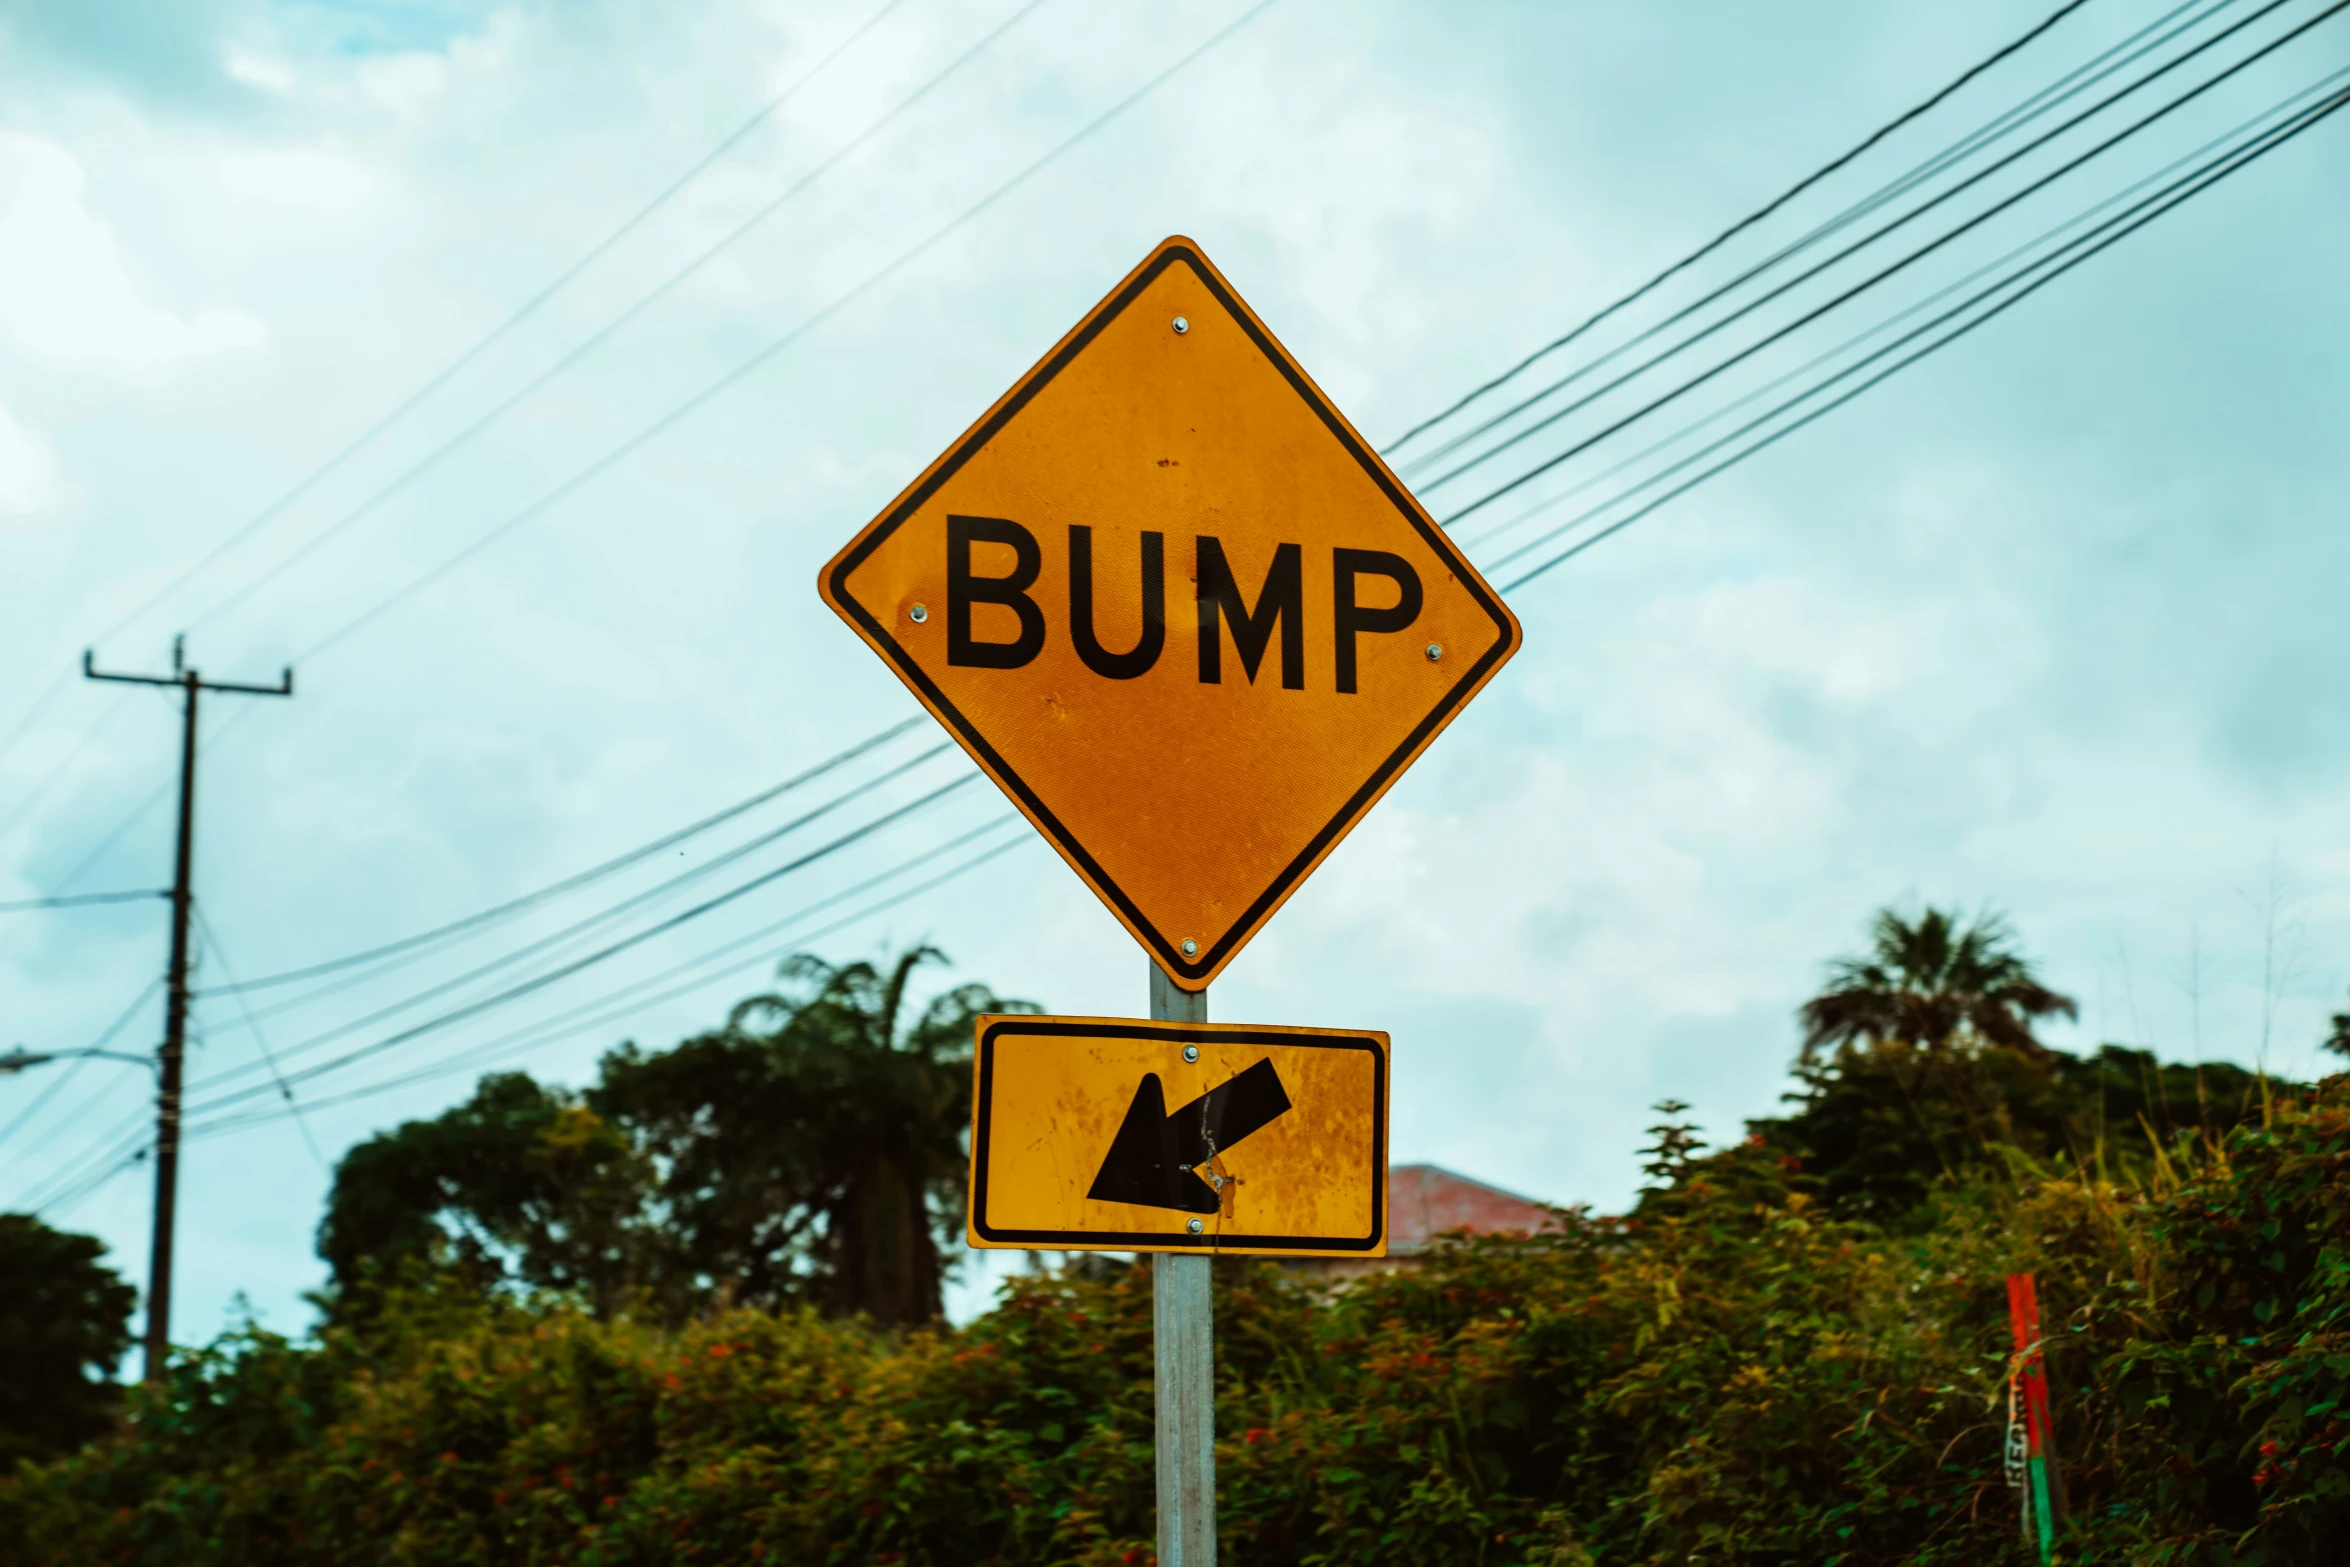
[0,0,2344,1336]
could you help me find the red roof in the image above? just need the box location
[1388,1163,1555,1253]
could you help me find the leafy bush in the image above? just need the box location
[8,1077,2347,1565]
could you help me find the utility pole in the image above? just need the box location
[85,635,292,1383]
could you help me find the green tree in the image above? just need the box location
[2325,996,2350,1061]
[595,945,1035,1325]
[0,1212,137,1464]
[316,1071,654,1318]
[1798,905,2076,1062]
[315,946,1034,1327]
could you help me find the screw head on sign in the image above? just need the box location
[1425,642,1443,661]
[1187,1218,1204,1234]
[909,603,928,624]
[1180,938,1198,957]
[1172,316,1190,335]
[1183,1045,1199,1063]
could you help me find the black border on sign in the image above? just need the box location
[824,243,1518,987]
[969,1017,1387,1252]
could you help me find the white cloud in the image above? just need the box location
[0,130,267,375]
[0,402,60,516]
[223,48,296,94]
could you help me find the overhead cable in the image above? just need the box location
[1434,0,2348,527]
[191,0,1050,634]
[289,0,1283,665]
[192,909,328,1171]
[77,0,919,663]
[179,771,983,1119]
[0,979,159,1154]
[1398,0,2239,480]
[1495,80,2350,589]
[186,819,1031,1137]
[0,0,913,797]
[0,888,164,912]
[1458,62,2350,561]
[1380,0,2104,454]
[197,714,926,997]
[183,742,967,1098]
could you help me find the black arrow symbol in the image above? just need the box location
[1086,1057,1293,1214]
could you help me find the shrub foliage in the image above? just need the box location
[6,1077,2347,1565]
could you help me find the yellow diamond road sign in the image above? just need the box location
[967,1015,1389,1256]
[819,236,1521,989]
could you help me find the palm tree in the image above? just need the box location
[596,945,1035,1326]
[1799,906,2076,1064]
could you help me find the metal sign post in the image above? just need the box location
[1151,962,1214,1567]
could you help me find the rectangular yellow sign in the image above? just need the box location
[967,1014,1388,1257]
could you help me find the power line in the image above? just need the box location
[180,771,984,1119]
[0,888,164,912]
[288,0,1283,666]
[36,1141,150,1221]
[189,0,1050,635]
[1457,59,2340,563]
[13,1079,150,1214]
[1380,0,2106,454]
[0,979,159,1153]
[1431,0,2347,528]
[45,814,1028,1187]
[0,694,258,925]
[25,728,959,1197]
[0,688,141,855]
[14,0,916,717]
[1459,61,2350,563]
[183,741,968,1098]
[1420,0,2320,504]
[1494,78,2350,590]
[0,0,915,842]
[1397,0,2238,480]
[187,821,1034,1138]
[196,714,927,997]
[191,909,327,1172]
[9,1069,141,1180]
